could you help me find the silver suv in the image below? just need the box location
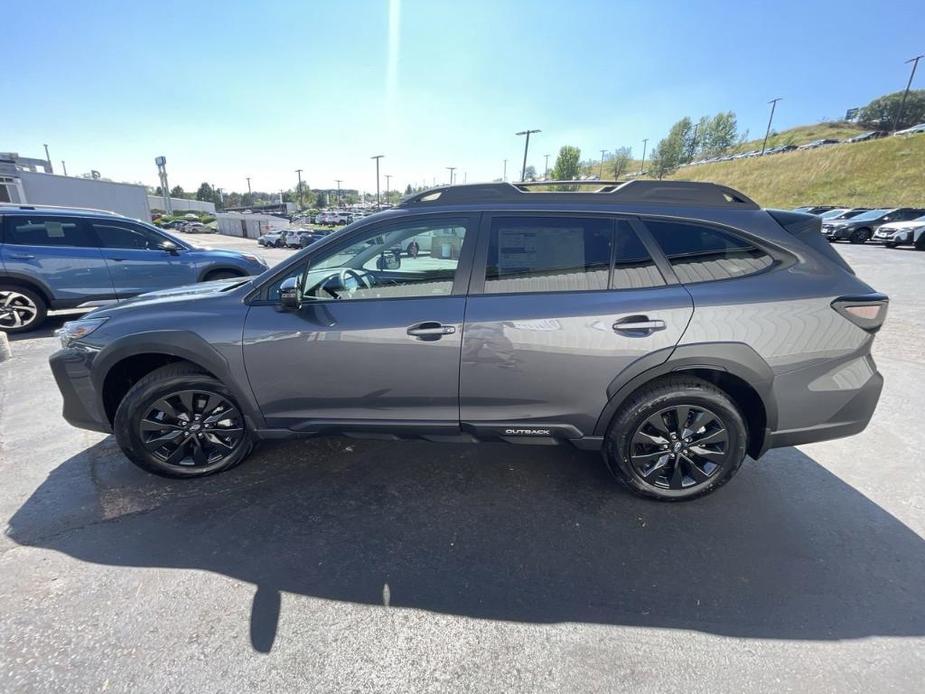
[49,181,887,501]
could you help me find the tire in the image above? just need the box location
[849,228,871,244]
[203,270,242,282]
[114,363,254,478]
[915,236,925,251]
[0,285,47,333]
[603,376,748,501]
[275,239,285,248]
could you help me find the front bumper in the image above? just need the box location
[822,226,852,240]
[49,347,112,434]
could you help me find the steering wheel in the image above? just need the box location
[319,268,368,299]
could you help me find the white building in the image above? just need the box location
[147,195,216,214]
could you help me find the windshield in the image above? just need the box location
[850,209,891,221]
[819,208,850,219]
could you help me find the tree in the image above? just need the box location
[315,191,328,208]
[170,185,185,199]
[611,146,632,179]
[858,90,925,130]
[195,182,214,202]
[551,145,581,180]
[648,117,692,178]
[405,184,412,195]
[523,165,538,180]
[701,111,738,156]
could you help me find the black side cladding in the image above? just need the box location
[767,209,855,275]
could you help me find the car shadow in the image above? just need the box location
[7,436,925,653]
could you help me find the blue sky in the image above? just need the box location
[7,0,924,195]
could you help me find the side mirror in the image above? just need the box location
[159,240,180,255]
[279,276,301,310]
[377,250,401,270]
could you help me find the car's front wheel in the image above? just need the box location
[849,228,871,244]
[114,363,254,478]
[604,376,748,501]
[0,285,47,333]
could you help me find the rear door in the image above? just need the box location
[90,219,198,297]
[459,213,693,437]
[0,214,113,305]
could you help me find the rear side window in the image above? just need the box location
[4,216,97,247]
[92,222,168,250]
[645,220,773,283]
[611,221,665,290]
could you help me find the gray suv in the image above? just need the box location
[49,181,888,501]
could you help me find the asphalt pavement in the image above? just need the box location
[1,237,923,693]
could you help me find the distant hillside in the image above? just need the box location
[731,121,866,153]
[669,135,925,208]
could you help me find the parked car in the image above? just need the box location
[180,222,215,234]
[847,131,887,143]
[298,228,336,248]
[48,180,887,502]
[873,214,925,249]
[0,204,268,332]
[822,208,925,244]
[284,229,317,248]
[764,144,797,155]
[257,229,288,248]
[793,205,838,215]
[893,123,925,136]
[817,207,871,222]
[797,139,840,150]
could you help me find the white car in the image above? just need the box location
[893,123,925,137]
[873,214,925,249]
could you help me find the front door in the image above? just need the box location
[90,220,197,297]
[243,215,476,428]
[460,214,693,436]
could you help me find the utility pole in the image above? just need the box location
[544,153,550,178]
[446,167,456,185]
[384,174,391,204]
[61,160,68,176]
[43,144,53,174]
[761,98,782,155]
[503,159,507,181]
[335,179,342,205]
[371,155,384,209]
[246,177,252,195]
[295,169,304,209]
[599,149,607,179]
[640,138,648,174]
[893,54,924,132]
[515,129,540,181]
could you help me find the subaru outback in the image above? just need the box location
[0,204,268,332]
[49,181,887,501]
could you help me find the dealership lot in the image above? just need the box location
[1,240,924,691]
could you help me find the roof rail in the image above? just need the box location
[0,202,122,216]
[398,180,759,209]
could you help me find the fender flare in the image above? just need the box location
[593,342,778,437]
[0,271,56,305]
[93,330,266,430]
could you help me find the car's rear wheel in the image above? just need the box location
[604,376,748,501]
[275,238,285,248]
[849,228,871,244]
[114,363,254,478]
[0,285,47,333]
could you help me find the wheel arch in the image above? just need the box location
[197,265,247,283]
[94,331,265,430]
[594,342,777,459]
[0,273,54,306]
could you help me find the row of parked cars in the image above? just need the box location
[687,124,925,167]
[257,227,337,249]
[159,219,216,234]
[794,205,925,248]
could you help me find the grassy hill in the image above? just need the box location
[730,121,866,153]
[669,134,925,208]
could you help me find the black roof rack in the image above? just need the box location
[398,180,759,210]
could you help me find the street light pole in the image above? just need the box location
[61,160,68,176]
[384,174,391,204]
[761,98,782,155]
[246,177,252,195]
[446,167,456,185]
[640,138,648,174]
[371,155,384,209]
[515,129,541,181]
[503,159,507,181]
[544,154,550,178]
[893,54,924,132]
[295,169,304,209]
[335,179,342,205]
[43,144,53,174]
[599,149,607,179]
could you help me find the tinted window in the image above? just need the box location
[93,222,169,250]
[611,221,665,289]
[485,217,612,293]
[5,216,96,247]
[646,220,773,284]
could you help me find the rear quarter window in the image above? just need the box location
[644,219,773,283]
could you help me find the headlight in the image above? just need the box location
[56,317,108,347]
[241,253,267,267]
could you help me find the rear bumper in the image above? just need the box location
[765,369,883,450]
[49,347,111,434]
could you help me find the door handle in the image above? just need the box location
[8,253,35,260]
[407,322,456,339]
[613,316,667,335]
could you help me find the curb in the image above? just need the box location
[0,332,10,363]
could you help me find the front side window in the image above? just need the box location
[271,219,470,302]
[92,222,170,250]
[4,216,96,247]
[645,220,773,284]
[485,217,612,293]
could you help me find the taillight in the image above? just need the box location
[832,294,889,333]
